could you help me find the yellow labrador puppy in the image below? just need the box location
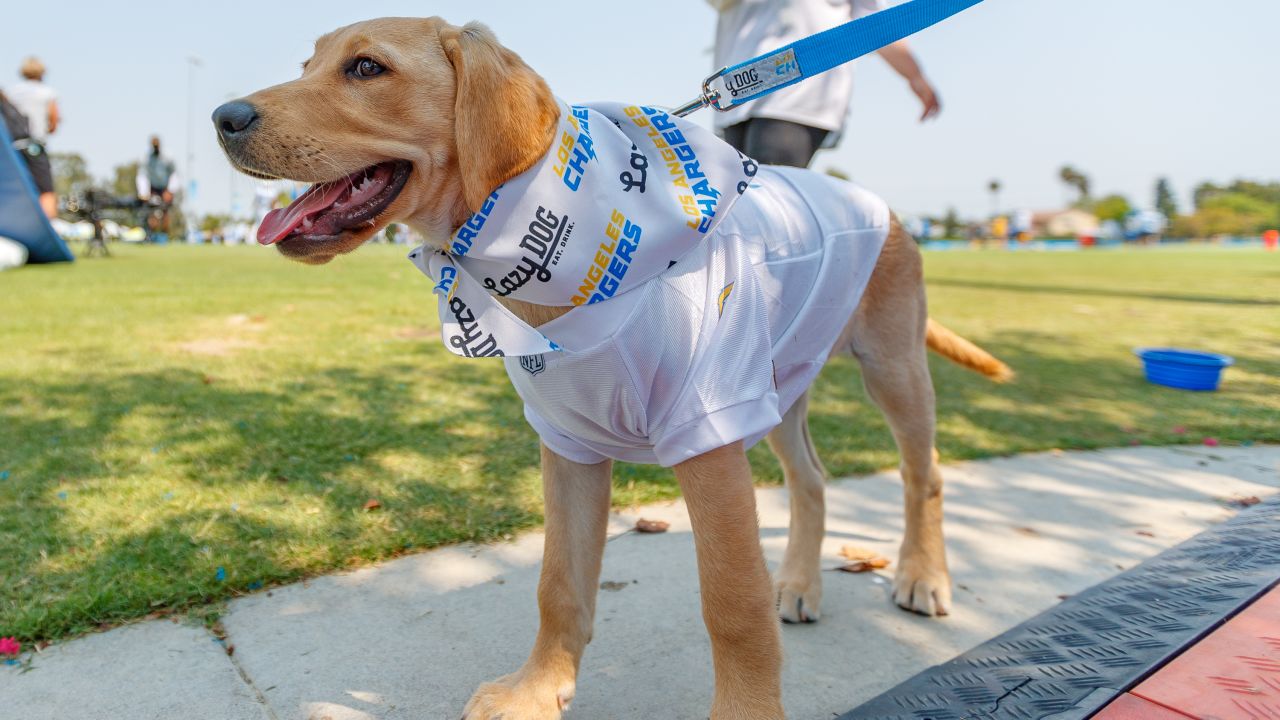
[214,17,1010,720]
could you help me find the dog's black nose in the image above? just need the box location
[213,101,260,137]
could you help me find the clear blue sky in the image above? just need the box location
[5,0,1277,219]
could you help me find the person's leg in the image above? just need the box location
[741,118,828,168]
[27,152,57,219]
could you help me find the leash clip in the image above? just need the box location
[671,67,730,117]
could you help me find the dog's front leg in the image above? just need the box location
[675,442,785,720]
[463,445,612,720]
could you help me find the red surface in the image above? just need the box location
[1092,693,1191,719]
[1130,585,1280,720]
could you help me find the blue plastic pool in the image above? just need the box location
[1134,348,1234,391]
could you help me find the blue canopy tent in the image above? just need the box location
[0,120,73,263]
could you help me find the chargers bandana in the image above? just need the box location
[409,100,759,358]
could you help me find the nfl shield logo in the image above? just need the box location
[520,354,546,376]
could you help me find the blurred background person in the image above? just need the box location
[136,135,178,241]
[4,56,60,218]
[708,0,941,168]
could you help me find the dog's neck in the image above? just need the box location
[406,126,573,330]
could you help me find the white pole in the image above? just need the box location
[185,55,203,238]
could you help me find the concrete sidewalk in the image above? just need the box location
[5,445,1278,720]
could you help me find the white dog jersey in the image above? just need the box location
[505,166,888,466]
[407,101,889,466]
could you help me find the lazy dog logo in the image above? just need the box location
[720,49,801,99]
[624,106,723,234]
[570,209,641,306]
[446,293,504,358]
[552,106,596,192]
[430,266,504,358]
[481,205,574,297]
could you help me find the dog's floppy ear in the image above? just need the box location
[441,22,559,211]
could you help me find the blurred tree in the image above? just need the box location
[1193,181,1222,210]
[1154,177,1178,218]
[200,214,232,233]
[112,162,141,198]
[1170,177,1280,237]
[942,207,961,238]
[1224,179,1280,206]
[988,179,1001,216]
[1201,193,1278,233]
[1058,165,1091,205]
[50,152,94,197]
[1092,194,1133,223]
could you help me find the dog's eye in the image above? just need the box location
[351,58,385,78]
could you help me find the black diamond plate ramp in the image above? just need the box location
[839,495,1280,720]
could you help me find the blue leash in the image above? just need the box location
[673,0,984,117]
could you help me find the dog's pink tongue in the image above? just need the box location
[257,180,350,245]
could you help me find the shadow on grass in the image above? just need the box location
[929,278,1280,307]
[0,360,557,641]
[2,330,1277,642]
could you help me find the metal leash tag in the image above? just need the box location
[673,0,983,118]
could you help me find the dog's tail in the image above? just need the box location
[926,318,1014,382]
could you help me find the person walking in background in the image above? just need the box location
[5,56,60,218]
[136,136,178,241]
[708,0,942,168]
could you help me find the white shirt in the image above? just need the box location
[4,79,56,143]
[505,166,889,466]
[712,0,887,134]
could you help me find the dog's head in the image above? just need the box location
[214,17,558,264]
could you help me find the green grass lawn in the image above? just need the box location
[2,243,1277,643]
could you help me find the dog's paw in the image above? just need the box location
[775,570,823,624]
[461,675,573,720]
[892,559,951,617]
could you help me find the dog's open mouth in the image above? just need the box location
[257,160,411,246]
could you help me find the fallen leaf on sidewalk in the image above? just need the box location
[362,499,382,511]
[600,581,629,592]
[1225,496,1261,508]
[1014,526,1039,536]
[1136,530,1155,537]
[634,518,669,533]
[838,544,879,562]
[835,558,890,573]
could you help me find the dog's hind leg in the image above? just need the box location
[846,221,952,616]
[766,391,827,623]
[462,445,612,720]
